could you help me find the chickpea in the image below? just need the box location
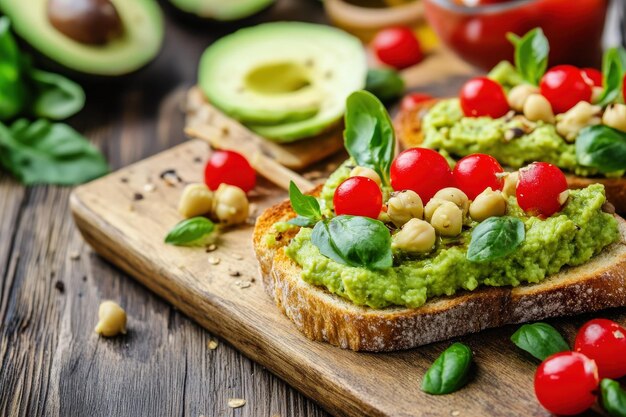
[95,300,127,337]
[502,171,519,199]
[523,94,555,123]
[433,187,469,216]
[387,190,423,227]
[391,218,436,253]
[602,103,626,133]
[469,187,507,222]
[178,183,214,218]
[424,198,445,222]
[556,101,602,142]
[430,201,463,237]
[508,84,539,112]
[212,184,249,225]
[350,166,382,187]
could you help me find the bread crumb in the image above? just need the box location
[208,256,221,265]
[207,339,218,350]
[227,398,246,408]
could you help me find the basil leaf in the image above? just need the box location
[421,343,473,395]
[597,47,626,106]
[511,323,569,361]
[311,215,392,270]
[288,180,321,226]
[601,379,626,417]
[165,217,216,247]
[507,28,549,85]
[29,69,85,120]
[467,216,525,262]
[344,90,395,187]
[364,68,405,103]
[0,119,109,185]
[0,17,27,120]
[576,125,626,173]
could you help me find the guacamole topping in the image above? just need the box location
[283,184,619,309]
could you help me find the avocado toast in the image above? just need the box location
[253,91,626,352]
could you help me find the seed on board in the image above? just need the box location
[207,339,218,350]
[94,301,127,337]
[229,270,241,277]
[208,256,221,265]
[233,253,243,260]
[236,281,252,289]
[206,244,218,252]
[451,411,461,416]
[69,251,81,260]
[143,183,156,192]
[227,399,246,408]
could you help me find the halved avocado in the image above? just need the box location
[0,0,164,76]
[169,0,275,21]
[198,22,367,142]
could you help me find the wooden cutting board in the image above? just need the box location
[70,139,622,417]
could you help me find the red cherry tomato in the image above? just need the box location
[574,318,626,379]
[333,176,382,219]
[534,351,599,416]
[390,148,453,202]
[401,93,434,113]
[540,65,592,114]
[453,154,504,200]
[459,77,509,118]
[581,68,603,87]
[204,150,256,193]
[516,162,568,218]
[371,27,423,70]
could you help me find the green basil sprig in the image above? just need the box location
[466,216,525,263]
[421,343,473,395]
[311,215,392,270]
[601,379,626,417]
[576,125,626,173]
[165,217,216,247]
[510,323,569,361]
[364,68,405,103]
[597,47,626,106]
[0,119,109,185]
[29,69,86,120]
[507,28,549,86]
[344,90,395,187]
[287,181,322,227]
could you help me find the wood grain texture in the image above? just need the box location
[71,139,626,417]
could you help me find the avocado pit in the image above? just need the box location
[47,0,123,45]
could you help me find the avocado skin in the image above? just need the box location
[166,0,276,23]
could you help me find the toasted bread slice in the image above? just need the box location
[253,186,626,351]
[394,99,626,214]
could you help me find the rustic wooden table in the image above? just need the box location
[0,1,335,416]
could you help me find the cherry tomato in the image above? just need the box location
[333,176,382,219]
[453,154,504,200]
[574,318,626,379]
[401,93,434,113]
[459,77,509,118]
[581,67,603,87]
[204,150,256,193]
[516,162,568,218]
[371,27,423,70]
[534,351,599,416]
[390,148,453,202]
[540,65,592,114]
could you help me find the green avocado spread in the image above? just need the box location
[281,183,619,309]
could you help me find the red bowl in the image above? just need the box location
[424,0,609,70]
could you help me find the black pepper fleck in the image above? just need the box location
[133,192,144,201]
[54,281,65,293]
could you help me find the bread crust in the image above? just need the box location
[393,99,626,214]
[253,186,626,351]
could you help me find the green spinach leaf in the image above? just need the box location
[364,68,405,103]
[511,323,570,361]
[0,17,27,120]
[287,180,322,227]
[601,379,626,417]
[165,217,216,247]
[344,90,395,187]
[421,342,473,395]
[0,119,109,185]
[311,215,392,270]
[507,28,549,85]
[598,47,626,106]
[29,69,86,120]
[467,216,525,262]
[576,124,626,173]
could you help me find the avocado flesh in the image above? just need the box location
[199,22,367,142]
[0,0,164,76]
[169,0,275,20]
